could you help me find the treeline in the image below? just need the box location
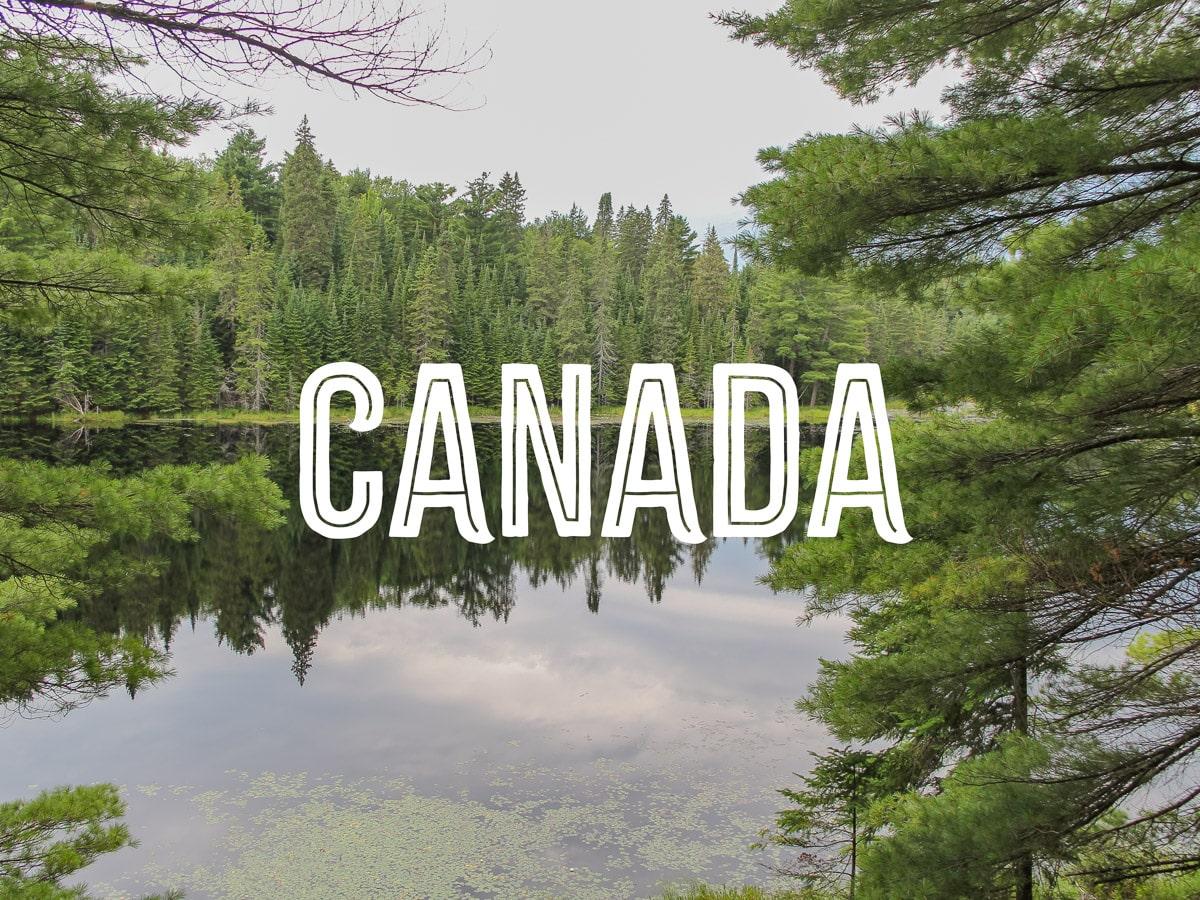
[0,118,959,416]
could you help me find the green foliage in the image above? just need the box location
[746,269,871,404]
[0,38,943,418]
[279,117,336,290]
[0,41,214,313]
[214,127,280,241]
[0,454,286,621]
[0,452,285,892]
[722,0,1200,285]
[760,748,885,893]
[408,239,455,364]
[730,0,1200,892]
[0,784,130,897]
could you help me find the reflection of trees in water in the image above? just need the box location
[0,423,813,683]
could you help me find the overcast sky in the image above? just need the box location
[180,1,947,238]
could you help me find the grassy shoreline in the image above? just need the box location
[21,404,844,429]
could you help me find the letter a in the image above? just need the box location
[807,363,911,544]
[601,364,704,544]
[390,364,493,544]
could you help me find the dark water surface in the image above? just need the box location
[1,423,846,899]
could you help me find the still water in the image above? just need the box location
[1,423,847,899]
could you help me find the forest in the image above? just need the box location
[0,116,958,417]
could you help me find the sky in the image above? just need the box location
[179,1,949,238]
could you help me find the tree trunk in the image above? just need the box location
[849,802,858,900]
[1013,656,1034,900]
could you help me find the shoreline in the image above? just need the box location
[14,405,852,429]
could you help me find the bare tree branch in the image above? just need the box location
[0,0,487,106]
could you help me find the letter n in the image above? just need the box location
[501,364,591,537]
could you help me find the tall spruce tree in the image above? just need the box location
[593,192,614,242]
[214,127,280,241]
[589,236,620,403]
[408,237,455,364]
[641,196,689,365]
[279,117,336,290]
[690,227,733,323]
[555,247,590,363]
[213,178,274,410]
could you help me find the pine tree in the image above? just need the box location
[177,304,223,410]
[678,333,700,407]
[555,248,590,363]
[0,324,51,414]
[496,172,527,262]
[521,226,562,323]
[135,313,182,413]
[279,117,336,290]
[589,237,619,403]
[690,227,733,322]
[537,330,561,401]
[408,237,455,363]
[593,192,614,241]
[230,236,273,410]
[746,267,868,404]
[213,178,274,410]
[730,0,1200,889]
[761,748,884,896]
[99,311,143,410]
[641,196,688,365]
[614,204,653,280]
[49,317,93,415]
[462,172,501,271]
[214,127,280,240]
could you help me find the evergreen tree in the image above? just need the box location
[462,172,501,271]
[230,235,274,410]
[593,192,614,241]
[641,196,688,365]
[135,313,182,413]
[589,237,620,403]
[177,304,223,410]
[408,237,455,364]
[537,330,561,401]
[747,268,868,404]
[614,205,654,280]
[555,248,590,363]
[49,317,93,415]
[761,748,884,896]
[496,171,527,254]
[214,127,281,240]
[279,117,336,290]
[213,179,274,410]
[521,226,562,322]
[690,227,733,323]
[728,0,1200,891]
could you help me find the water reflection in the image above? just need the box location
[0,422,834,897]
[0,423,809,686]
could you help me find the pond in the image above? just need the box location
[0,423,847,899]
